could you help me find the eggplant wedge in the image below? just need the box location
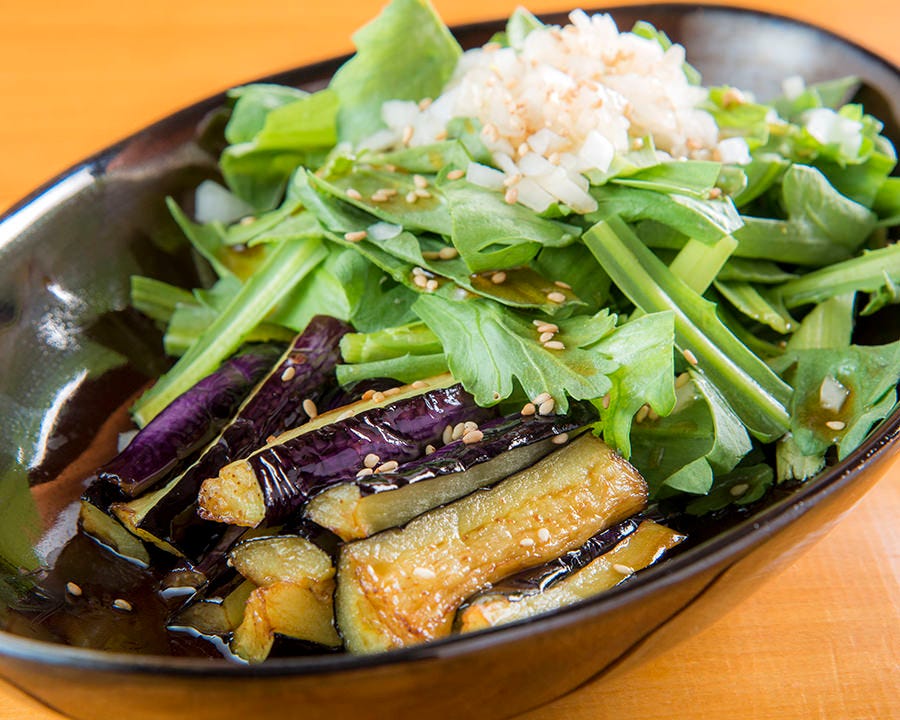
[98,344,283,497]
[227,536,341,662]
[306,406,597,541]
[112,316,350,559]
[457,519,686,633]
[335,433,648,654]
[198,375,494,527]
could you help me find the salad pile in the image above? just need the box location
[65,0,900,659]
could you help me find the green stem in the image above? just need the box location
[339,322,442,364]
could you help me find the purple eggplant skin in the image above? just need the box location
[98,343,284,497]
[354,403,598,498]
[128,316,351,561]
[250,384,494,524]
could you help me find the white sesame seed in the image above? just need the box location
[362,389,376,401]
[647,408,660,422]
[434,130,449,141]
[412,266,426,276]
[504,187,519,204]
[554,280,572,289]
[364,453,380,468]
[543,340,566,351]
[383,164,398,172]
[538,398,556,416]
[418,97,433,111]
[425,279,439,292]
[682,348,699,366]
[546,291,567,304]
[239,216,256,226]
[446,169,465,181]
[438,246,459,260]
[503,173,522,187]
[491,271,507,285]
[463,429,484,445]
[451,423,466,441]
[112,598,133,612]
[548,152,561,165]
[66,582,82,597]
[413,174,428,189]
[302,398,318,419]
[537,528,551,543]
[533,392,551,405]
[708,187,723,200]
[532,319,544,326]
[413,274,428,288]
[413,567,436,580]
[384,388,402,398]
[344,230,368,243]
[539,331,555,343]
[519,538,535,547]
[442,425,453,445]
[371,391,385,403]
[412,380,428,389]
[425,444,436,454]
[280,366,296,383]
[536,323,558,334]
[345,187,362,200]
[521,402,536,416]
[825,420,846,431]
[415,188,432,199]
[405,191,419,204]
[551,433,569,445]
[601,393,611,409]
[729,483,749,497]
[375,460,399,474]
[635,405,650,423]
[613,564,634,576]
[356,468,374,478]
[675,372,690,389]
[463,421,479,432]
[402,125,414,144]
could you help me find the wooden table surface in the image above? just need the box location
[0,1,897,718]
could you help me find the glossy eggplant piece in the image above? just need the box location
[335,434,648,654]
[227,536,341,662]
[306,406,597,541]
[198,375,494,527]
[112,316,350,559]
[457,520,686,633]
[98,344,284,497]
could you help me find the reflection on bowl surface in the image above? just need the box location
[0,5,898,720]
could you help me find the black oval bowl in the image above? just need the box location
[0,6,897,720]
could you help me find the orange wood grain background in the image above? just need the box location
[0,1,898,718]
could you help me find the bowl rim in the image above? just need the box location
[0,1,898,679]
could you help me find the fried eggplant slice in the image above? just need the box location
[306,406,596,540]
[335,433,648,654]
[112,316,350,560]
[457,519,686,632]
[198,375,494,527]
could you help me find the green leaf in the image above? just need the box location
[610,161,722,198]
[443,181,579,272]
[330,0,461,145]
[221,89,339,210]
[714,281,796,334]
[130,276,195,324]
[132,237,328,426]
[225,84,310,145]
[778,243,900,308]
[686,463,774,515]
[629,372,752,496]
[778,342,900,461]
[413,294,617,412]
[588,184,743,245]
[592,312,677,457]
[584,216,791,441]
[716,258,797,285]
[336,353,449,385]
[506,7,543,49]
[340,321,442,363]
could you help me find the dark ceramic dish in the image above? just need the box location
[0,5,897,720]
